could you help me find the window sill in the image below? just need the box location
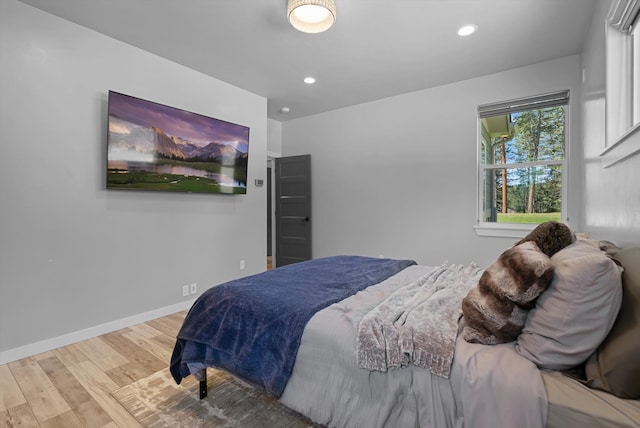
[473,223,535,239]
[601,123,640,168]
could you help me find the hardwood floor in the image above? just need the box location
[0,310,188,427]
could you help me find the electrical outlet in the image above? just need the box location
[240,260,246,270]
[190,283,197,294]
[182,285,189,297]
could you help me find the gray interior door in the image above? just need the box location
[275,155,311,267]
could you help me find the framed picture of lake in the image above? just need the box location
[106,91,250,194]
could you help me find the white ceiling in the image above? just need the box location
[18,0,597,121]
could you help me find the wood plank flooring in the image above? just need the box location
[0,311,187,427]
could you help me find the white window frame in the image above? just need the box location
[602,0,640,167]
[474,91,570,238]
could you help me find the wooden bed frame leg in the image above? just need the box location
[199,368,208,399]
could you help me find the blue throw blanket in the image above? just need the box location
[170,255,416,396]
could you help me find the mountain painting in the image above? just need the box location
[106,91,250,194]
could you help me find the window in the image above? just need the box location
[606,0,640,145]
[475,91,569,238]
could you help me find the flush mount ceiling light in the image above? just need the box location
[457,24,478,36]
[288,0,336,33]
[303,76,316,84]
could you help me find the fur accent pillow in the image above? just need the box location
[462,241,554,344]
[515,221,576,257]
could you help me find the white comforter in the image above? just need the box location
[280,265,548,428]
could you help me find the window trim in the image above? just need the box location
[475,93,570,238]
[473,222,541,238]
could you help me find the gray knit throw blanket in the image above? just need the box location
[356,263,483,379]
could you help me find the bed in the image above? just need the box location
[170,238,640,428]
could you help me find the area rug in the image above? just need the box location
[111,368,320,427]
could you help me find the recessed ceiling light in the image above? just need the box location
[457,24,478,36]
[304,76,316,84]
[280,107,291,114]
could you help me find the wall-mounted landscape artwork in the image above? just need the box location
[106,91,250,194]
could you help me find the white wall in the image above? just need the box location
[267,118,283,157]
[579,0,640,246]
[0,0,267,360]
[282,56,583,267]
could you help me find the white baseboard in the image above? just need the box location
[0,300,195,365]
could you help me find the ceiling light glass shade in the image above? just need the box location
[288,0,336,33]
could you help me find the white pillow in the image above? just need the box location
[515,238,623,370]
